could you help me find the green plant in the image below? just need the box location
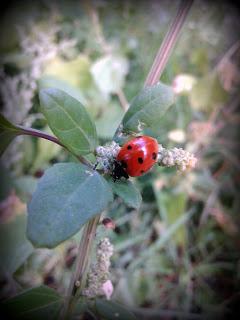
[3,1,238,319]
[0,77,180,319]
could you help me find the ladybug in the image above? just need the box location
[112,136,159,181]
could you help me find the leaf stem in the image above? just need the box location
[61,215,100,319]
[144,0,194,87]
[18,125,65,147]
[17,125,93,168]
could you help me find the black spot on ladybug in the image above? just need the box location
[121,161,128,168]
[152,152,157,160]
[141,170,145,174]
[138,157,143,164]
[127,145,132,150]
[136,136,142,139]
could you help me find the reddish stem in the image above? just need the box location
[18,126,65,147]
[145,0,194,87]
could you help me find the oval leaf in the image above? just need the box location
[39,88,98,156]
[95,299,137,320]
[2,285,62,320]
[108,179,142,209]
[121,82,174,133]
[27,163,113,248]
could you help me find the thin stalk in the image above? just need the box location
[116,89,129,111]
[215,39,240,71]
[61,215,100,319]
[145,0,194,87]
[17,125,93,168]
[18,125,65,147]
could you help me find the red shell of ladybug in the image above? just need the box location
[116,136,159,177]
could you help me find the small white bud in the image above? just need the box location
[101,280,114,300]
[158,145,197,171]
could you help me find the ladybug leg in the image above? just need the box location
[110,171,117,182]
[93,161,99,170]
[122,171,129,180]
[111,163,118,182]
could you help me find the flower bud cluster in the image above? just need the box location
[96,142,120,173]
[158,144,197,172]
[83,238,114,299]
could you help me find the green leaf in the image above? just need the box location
[95,299,137,320]
[27,163,113,248]
[72,299,88,316]
[39,88,98,156]
[0,114,21,156]
[0,213,34,274]
[1,285,62,320]
[120,82,174,133]
[108,179,142,209]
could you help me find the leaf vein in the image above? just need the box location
[45,95,94,149]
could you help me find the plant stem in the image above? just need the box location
[145,0,194,87]
[18,125,65,147]
[61,215,100,319]
[17,125,93,168]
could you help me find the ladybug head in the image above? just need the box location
[111,160,129,182]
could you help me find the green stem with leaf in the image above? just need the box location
[145,0,193,86]
[0,1,193,318]
[60,0,193,319]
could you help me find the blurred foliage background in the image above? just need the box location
[0,0,240,319]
